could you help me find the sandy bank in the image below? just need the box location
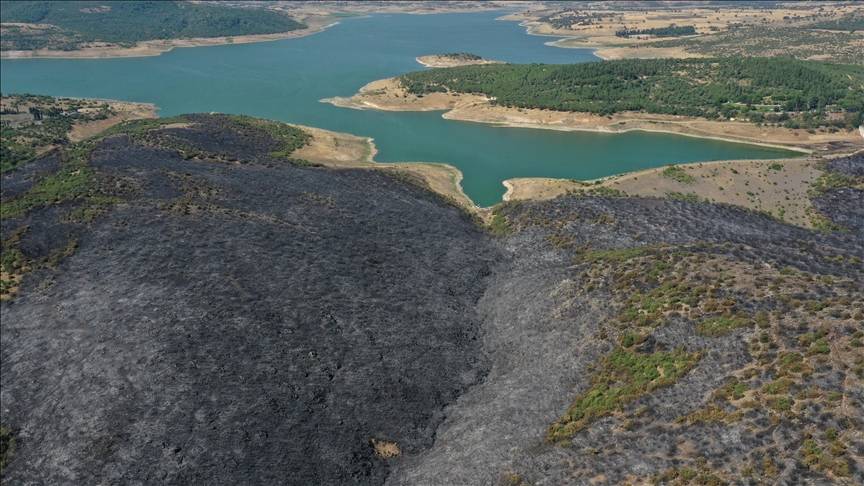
[323,76,863,155]
[415,54,503,68]
[292,124,480,216]
[0,18,337,59]
[548,39,706,61]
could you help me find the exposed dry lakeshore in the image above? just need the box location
[0,16,337,59]
[292,124,477,212]
[322,76,864,155]
[321,74,863,228]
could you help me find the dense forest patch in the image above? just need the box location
[807,11,864,32]
[0,1,305,50]
[615,24,697,38]
[399,57,864,128]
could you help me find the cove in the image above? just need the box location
[0,11,799,207]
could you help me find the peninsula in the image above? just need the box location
[325,57,863,155]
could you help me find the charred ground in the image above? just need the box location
[0,114,498,484]
[1,115,862,485]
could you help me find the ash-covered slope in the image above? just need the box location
[0,115,498,485]
[2,115,862,485]
[389,155,864,485]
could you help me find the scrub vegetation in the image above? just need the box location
[653,22,864,66]
[1,94,113,173]
[547,348,701,442]
[0,0,305,51]
[615,24,696,38]
[399,57,864,128]
[487,174,863,483]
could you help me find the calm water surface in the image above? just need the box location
[0,12,797,206]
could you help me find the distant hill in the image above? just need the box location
[0,0,306,50]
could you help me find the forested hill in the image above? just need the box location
[0,1,305,50]
[399,58,864,129]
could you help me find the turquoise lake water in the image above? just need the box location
[0,11,797,206]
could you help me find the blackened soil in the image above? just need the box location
[816,152,864,234]
[827,151,864,177]
[2,115,862,485]
[0,115,498,485]
[814,187,864,234]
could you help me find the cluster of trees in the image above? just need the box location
[615,24,697,38]
[0,23,84,51]
[807,12,864,32]
[538,11,610,29]
[399,57,863,128]
[1,94,112,173]
[0,1,306,49]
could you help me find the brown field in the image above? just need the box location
[502,2,862,62]
[68,101,158,141]
[502,154,863,230]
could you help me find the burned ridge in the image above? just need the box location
[2,115,863,485]
[0,114,498,485]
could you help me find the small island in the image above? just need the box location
[416,52,502,68]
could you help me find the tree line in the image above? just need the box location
[399,57,864,129]
[615,24,696,38]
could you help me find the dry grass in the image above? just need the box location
[370,439,401,459]
[503,2,862,63]
[502,156,853,230]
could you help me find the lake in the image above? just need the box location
[0,11,798,206]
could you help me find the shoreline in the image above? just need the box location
[499,150,863,229]
[0,20,338,60]
[322,76,861,155]
[440,111,814,155]
[495,15,609,60]
[290,124,482,216]
[320,76,862,223]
